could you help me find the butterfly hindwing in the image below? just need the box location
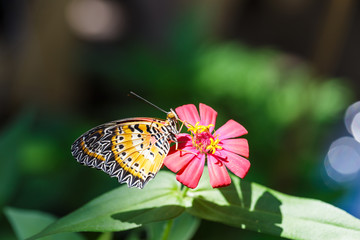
[71,125,112,172]
[71,118,173,189]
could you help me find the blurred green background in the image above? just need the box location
[1,0,360,239]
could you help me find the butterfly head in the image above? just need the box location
[167,108,179,121]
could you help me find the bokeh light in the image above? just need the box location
[324,137,360,183]
[351,112,360,143]
[66,0,125,41]
[344,101,360,136]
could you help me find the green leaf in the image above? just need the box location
[28,171,185,239]
[26,167,360,240]
[166,212,200,240]
[3,207,84,240]
[145,212,200,240]
[186,169,360,240]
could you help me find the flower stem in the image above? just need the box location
[181,186,189,198]
[161,219,174,240]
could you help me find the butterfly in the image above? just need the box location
[71,95,180,189]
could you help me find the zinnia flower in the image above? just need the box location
[164,103,250,188]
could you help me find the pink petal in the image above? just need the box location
[208,154,231,188]
[220,138,249,158]
[214,120,248,140]
[164,147,198,173]
[175,104,200,127]
[176,154,205,189]
[174,133,194,149]
[215,150,250,178]
[199,103,217,132]
[164,134,198,173]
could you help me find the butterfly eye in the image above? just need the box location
[167,112,175,119]
[167,109,180,121]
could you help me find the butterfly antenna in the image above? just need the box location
[129,91,168,114]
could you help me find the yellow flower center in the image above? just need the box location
[186,122,222,154]
[187,122,213,134]
[206,138,222,154]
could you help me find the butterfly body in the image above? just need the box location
[71,111,179,189]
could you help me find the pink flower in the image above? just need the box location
[164,103,250,189]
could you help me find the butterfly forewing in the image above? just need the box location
[71,117,176,189]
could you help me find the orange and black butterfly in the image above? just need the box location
[71,93,180,189]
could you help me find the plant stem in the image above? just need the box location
[160,186,189,240]
[161,219,174,240]
[181,186,189,198]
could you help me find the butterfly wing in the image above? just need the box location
[71,118,173,189]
